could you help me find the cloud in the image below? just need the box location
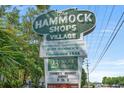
[99,59,124,66]
[113,59,124,66]
[90,71,124,82]
[100,29,113,33]
[89,59,124,82]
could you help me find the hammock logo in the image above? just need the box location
[33,8,96,40]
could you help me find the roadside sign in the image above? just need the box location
[32,8,95,88]
[33,8,96,40]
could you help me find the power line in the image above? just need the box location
[90,18,124,73]
[87,6,107,63]
[89,6,115,73]
[88,6,114,71]
[90,20,124,73]
[101,12,124,56]
[93,6,115,61]
[87,6,99,50]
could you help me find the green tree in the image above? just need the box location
[102,76,124,86]
[81,68,87,87]
[0,5,50,88]
[102,77,107,84]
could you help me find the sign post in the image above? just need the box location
[33,8,96,88]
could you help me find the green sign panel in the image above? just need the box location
[48,57,78,71]
[33,8,96,40]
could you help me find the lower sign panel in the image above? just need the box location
[47,84,79,88]
[47,71,80,83]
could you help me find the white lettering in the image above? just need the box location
[49,25,77,33]
[35,20,42,29]
[69,15,76,23]
[77,14,84,22]
[49,27,55,33]
[71,25,77,31]
[60,26,66,32]
[43,19,49,26]
[66,25,72,31]
[35,13,93,29]
[49,17,58,25]
[84,13,92,22]
[49,33,76,40]
[59,16,68,24]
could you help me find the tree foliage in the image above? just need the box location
[102,76,124,86]
[0,5,49,88]
[81,68,87,87]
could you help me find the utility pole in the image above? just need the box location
[86,59,89,88]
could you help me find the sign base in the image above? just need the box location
[47,84,79,88]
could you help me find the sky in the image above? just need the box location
[50,5,124,82]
